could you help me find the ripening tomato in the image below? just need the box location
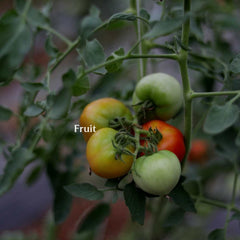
[132,73,183,122]
[86,128,134,179]
[132,150,181,195]
[188,139,209,164]
[79,98,133,141]
[141,120,185,162]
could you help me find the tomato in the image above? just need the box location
[79,98,133,141]
[141,120,185,162]
[86,128,134,179]
[132,73,183,122]
[188,139,209,164]
[132,150,181,195]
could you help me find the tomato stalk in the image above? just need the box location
[177,0,192,170]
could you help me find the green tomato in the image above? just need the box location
[133,73,183,121]
[132,150,181,195]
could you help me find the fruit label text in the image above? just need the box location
[74,124,96,133]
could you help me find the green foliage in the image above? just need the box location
[0,106,13,121]
[208,229,225,240]
[124,182,146,225]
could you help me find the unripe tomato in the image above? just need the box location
[142,120,185,162]
[86,128,134,179]
[132,150,181,195]
[79,98,133,141]
[188,139,209,164]
[133,73,183,121]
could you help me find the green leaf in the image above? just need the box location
[0,147,34,196]
[230,211,240,222]
[140,9,150,21]
[108,13,137,23]
[24,104,43,117]
[54,183,73,224]
[80,5,102,39]
[21,82,46,92]
[45,36,59,58]
[48,88,71,119]
[169,177,196,213]
[26,165,42,186]
[229,53,240,74]
[235,131,240,147]
[204,102,239,135]
[77,203,110,233]
[104,178,119,188]
[15,0,49,27]
[72,74,89,97]
[144,18,183,39]
[124,182,146,225]
[83,39,105,68]
[62,69,76,88]
[208,229,225,240]
[0,10,32,83]
[0,105,13,121]
[163,208,185,227]
[105,48,125,73]
[64,183,104,200]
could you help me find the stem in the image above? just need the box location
[22,0,32,20]
[178,0,192,169]
[191,90,240,99]
[49,37,81,73]
[136,0,144,78]
[40,25,72,46]
[224,161,239,238]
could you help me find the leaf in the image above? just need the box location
[72,74,89,97]
[24,104,44,117]
[144,18,183,39]
[45,36,59,58]
[26,165,42,186]
[0,10,32,83]
[80,5,102,39]
[230,53,240,74]
[54,183,73,224]
[108,13,137,23]
[208,229,225,240]
[21,82,46,92]
[83,39,105,68]
[140,9,150,21]
[163,208,185,227]
[169,177,196,213]
[104,178,119,188]
[77,203,110,233]
[124,182,146,225]
[48,88,71,119]
[230,211,240,222]
[64,183,104,200]
[235,131,240,147]
[0,147,34,196]
[62,69,76,88]
[0,105,13,121]
[204,102,239,135]
[15,0,49,27]
[105,48,125,73]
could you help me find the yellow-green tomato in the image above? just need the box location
[87,128,134,179]
[80,98,133,141]
[133,73,183,121]
[132,150,181,195]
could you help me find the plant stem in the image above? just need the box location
[40,25,72,46]
[178,0,192,169]
[191,90,240,99]
[49,37,81,73]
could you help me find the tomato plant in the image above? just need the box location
[0,0,240,239]
[132,150,181,195]
[141,120,186,161]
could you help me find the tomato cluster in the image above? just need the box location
[79,73,185,196]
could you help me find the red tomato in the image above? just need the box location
[188,139,209,164]
[141,120,186,162]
